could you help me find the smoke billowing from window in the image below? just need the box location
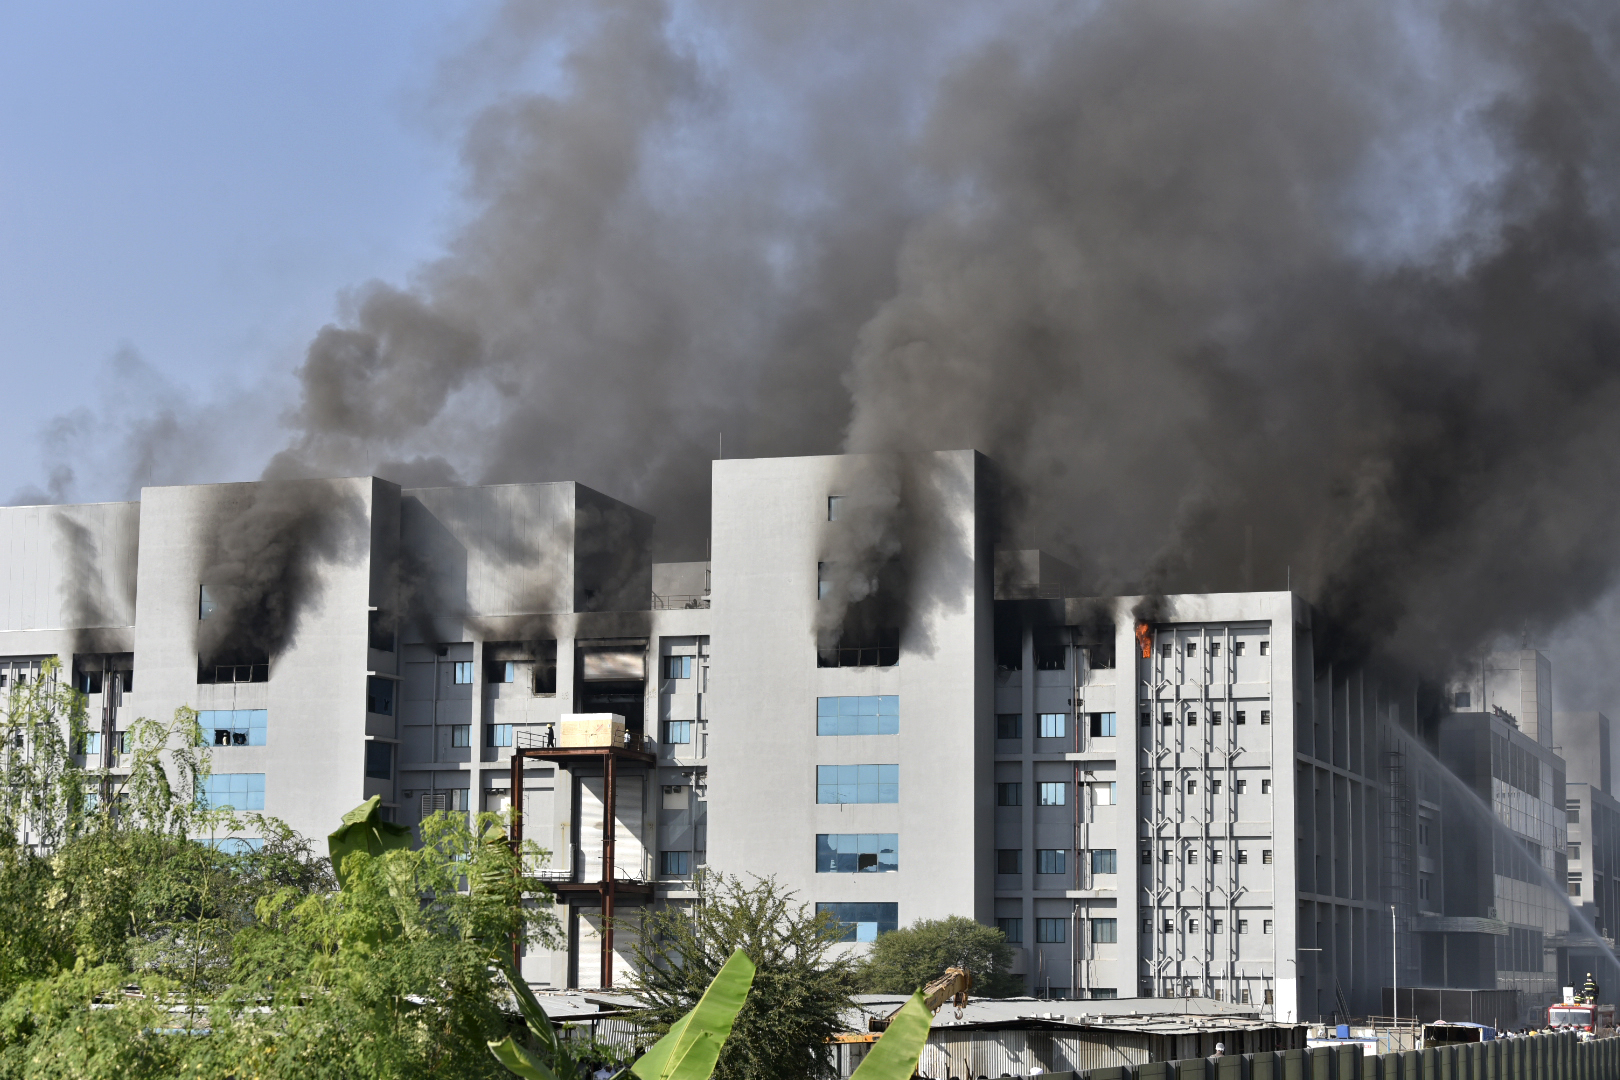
[94,0,1620,673]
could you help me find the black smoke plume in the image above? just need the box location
[237,0,1620,677]
[197,482,366,669]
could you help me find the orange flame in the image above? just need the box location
[1136,623,1152,658]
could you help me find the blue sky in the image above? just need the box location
[0,2,494,499]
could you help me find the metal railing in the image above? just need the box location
[514,727,651,753]
[652,592,710,609]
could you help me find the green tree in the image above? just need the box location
[628,872,858,1080]
[857,915,1021,997]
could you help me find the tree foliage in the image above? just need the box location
[0,669,565,1079]
[857,916,1021,997]
[627,872,858,1080]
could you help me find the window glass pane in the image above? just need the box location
[1038,713,1066,739]
[815,902,898,942]
[815,834,899,873]
[1038,782,1067,806]
[1092,918,1118,943]
[816,696,900,736]
[998,917,1022,943]
[1091,849,1117,874]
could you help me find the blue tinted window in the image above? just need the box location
[201,773,265,811]
[664,720,692,744]
[815,696,899,736]
[1037,848,1067,875]
[1038,713,1066,739]
[815,833,898,873]
[816,764,899,803]
[202,709,268,747]
[816,902,898,942]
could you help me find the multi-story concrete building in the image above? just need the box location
[0,449,1604,1025]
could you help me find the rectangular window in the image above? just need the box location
[1091,849,1117,874]
[660,850,691,876]
[1211,779,1222,794]
[1212,849,1224,864]
[997,783,1021,806]
[998,917,1023,943]
[1161,780,1172,795]
[1091,781,1116,805]
[817,696,900,736]
[202,772,265,811]
[1569,873,1582,896]
[1091,988,1119,1000]
[1568,801,1582,824]
[817,562,831,601]
[1265,989,1274,1005]
[364,742,392,779]
[1236,779,1248,794]
[1263,920,1273,934]
[1036,918,1067,943]
[1261,778,1272,794]
[1186,641,1197,656]
[1213,919,1224,933]
[201,709,268,747]
[453,661,474,684]
[1262,849,1273,864]
[1260,709,1271,724]
[1038,713,1066,739]
[1235,710,1247,724]
[1091,918,1118,943]
[1088,712,1117,737]
[1037,849,1067,875]
[450,724,470,748]
[1259,641,1270,655]
[997,849,1023,874]
[816,833,898,873]
[366,677,396,715]
[1571,843,1582,861]
[1240,989,1250,1004]
[1238,920,1249,934]
[665,655,693,680]
[1187,848,1198,864]
[1038,782,1067,806]
[1189,918,1200,932]
[199,584,216,620]
[487,724,513,748]
[997,713,1023,739]
[1162,711,1173,726]
[1186,778,1197,794]
[81,731,101,756]
[1210,641,1221,657]
[663,720,692,744]
[1141,848,1151,865]
[827,495,846,521]
[816,764,899,804]
[817,902,898,943]
[1211,709,1222,725]
[1234,641,1246,655]
[1159,643,1172,658]
[1163,918,1175,932]
[1237,849,1249,864]
[483,659,515,684]
[1140,710,1151,726]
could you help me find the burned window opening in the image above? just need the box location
[367,610,396,652]
[198,646,270,685]
[1033,627,1068,671]
[817,628,899,669]
[576,639,647,731]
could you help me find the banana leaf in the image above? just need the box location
[631,948,757,1080]
[491,1035,563,1080]
[500,957,562,1056]
[850,992,932,1080]
[327,795,412,888]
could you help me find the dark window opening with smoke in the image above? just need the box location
[1033,628,1068,671]
[484,660,514,684]
[1081,635,1116,669]
[199,584,216,621]
[994,622,1022,671]
[198,646,269,685]
[366,676,396,716]
[577,640,647,731]
[367,610,395,652]
[533,640,558,694]
[73,654,134,696]
[816,627,898,669]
